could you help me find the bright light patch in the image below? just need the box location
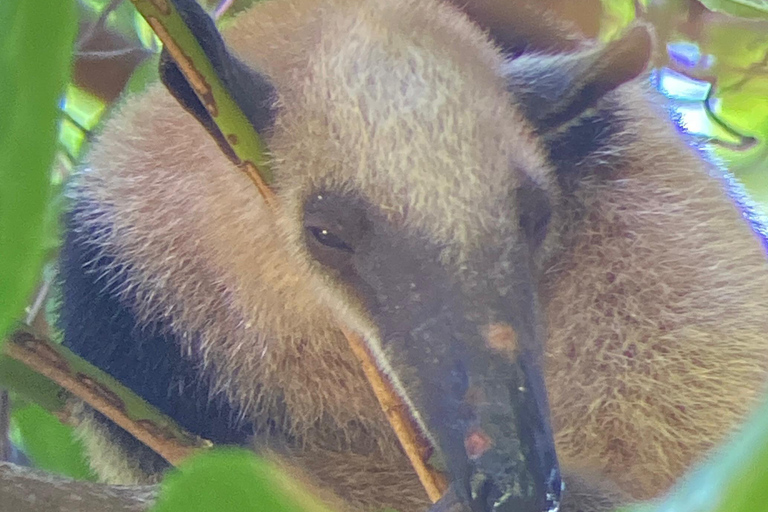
[675,103,713,137]
[658,68,711,101]
[667,41,702,69]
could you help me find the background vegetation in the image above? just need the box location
[1,0,767,511]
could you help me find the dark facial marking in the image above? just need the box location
[302,192,373,278]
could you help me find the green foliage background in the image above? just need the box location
[0,0,767,511]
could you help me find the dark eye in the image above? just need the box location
[307,226,354,253]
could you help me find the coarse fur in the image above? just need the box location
[59,0,768,511]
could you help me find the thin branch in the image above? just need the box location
[76,47,149,59]
[76,0,126,52]
[341,328,448,502]
[25,278,52,327]
[2,330,210,466]
[213,0,236,20]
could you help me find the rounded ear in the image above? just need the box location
[159,0,277,156]
[503,23,654,132]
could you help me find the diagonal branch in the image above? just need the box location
[1,330,210,466]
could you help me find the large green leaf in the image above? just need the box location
[0,0,77,340]
[626,395,768,512]
[698,0,768,18]
[10,401,96,480]
[150,449,336,512]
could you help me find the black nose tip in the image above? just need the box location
[469,466,562,512]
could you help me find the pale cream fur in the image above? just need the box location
[69,0,768,510]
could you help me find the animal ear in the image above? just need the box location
[503,23,653,132]
[159,0,276,159]
[445,0,586,54]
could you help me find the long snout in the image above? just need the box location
[355,235,561,512]
[398,312,561,512]
[466,325,560,512]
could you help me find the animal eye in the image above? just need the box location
[307,226,354,253]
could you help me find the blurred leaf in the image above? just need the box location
[698,0,768,18]
[599,0,637,40]
[734,164,768,213]
[134,8,161,51]
[124,52,161,95]
[150,449,336,512]
[626,395,768,512]
[10,401,96,480]
[0,355,66,412]
[0,0,77,339]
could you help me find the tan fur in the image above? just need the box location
[70,402,160,485]
[544,89,768,498]
[70,0,768,510]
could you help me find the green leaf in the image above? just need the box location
[10,401,96,480]
[624,395,768,512]
[0,355,67,412]
[599,0,637,41]
[697,0,768,18]
[151,449,336,512]
[735,167,768,214]
[0,0,77,340]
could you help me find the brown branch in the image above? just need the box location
[341,327,448,502]
[3,331,210,466]
[0,462,156,512]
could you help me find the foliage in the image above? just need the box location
[9,402,95,481]
[627,394,768,512]
[698,0,768,18]
[0,0,77,339]
[150,448,334,512]
[1,0,768,511]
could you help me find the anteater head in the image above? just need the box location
[162,1,652,510]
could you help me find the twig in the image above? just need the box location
[341,327,448,502]
[76,0,125,52]
[2,330,210,466]
[76,47,148,59]
[213,0,236,19]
